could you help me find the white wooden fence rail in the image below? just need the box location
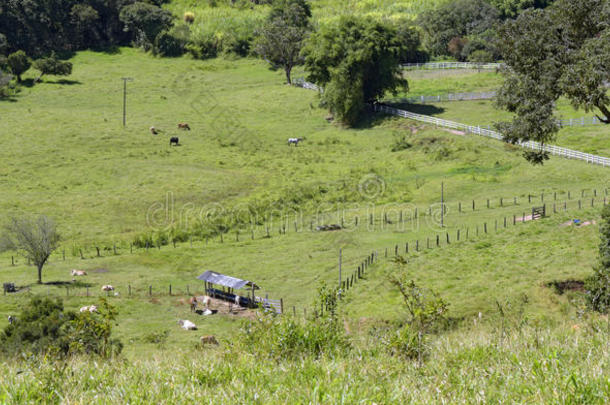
[401,62,503,70]
[374,104,610,168]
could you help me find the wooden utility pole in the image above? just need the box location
[121,77,133,127]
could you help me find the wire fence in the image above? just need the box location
[374,103,610,168]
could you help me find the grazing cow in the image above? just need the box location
[170,137,180,146]
[189,296,198,312]
[200,335,219,345]
[101,285,114,292]
[80,305,98,313]
[178,320,197,330]
[150,126,159,135]
[8,315,14,325]
[178,123,191,130]
[288,137,303,147]
[71,269,87,276]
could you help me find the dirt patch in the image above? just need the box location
[547,280,585,295]
[441,128,466,136]
[149,297,161,305]
[560,220,597,228]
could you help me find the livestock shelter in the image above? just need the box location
[197,270,260,308]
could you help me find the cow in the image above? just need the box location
[200,335,219,345]
[7,315,14,325]
[150,126,159,135]
[178,320,197,330]
[178,123,191,130]
[101,285,114,292]
[71,269,87,276]
[170,137,180,146]
[80,305,98,313]
[201,295,211,309]
[189,296,198,312]
[288,137,303,147]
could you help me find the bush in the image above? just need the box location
[185,35,219,60]
[586,204,610,313]
[33,52,72,81]
[183,12,195,24]
[0,297,122,359]
[7,50,30,82]
[237,283,350,359]
[119,2,174,50]
[154,30,187,57]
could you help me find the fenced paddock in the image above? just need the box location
[374,104,610,168]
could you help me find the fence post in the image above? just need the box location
[280,298,284,314]
[129,284,131,297]
[149,286,152,296]
[11,256,14,266]
[484,223,487,233]
[169,284,172,296]
[472,200,475,211]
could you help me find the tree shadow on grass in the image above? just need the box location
[351,102,446,129]
[42,280,93,288]
[384,102,446,116]
[45,79,82,85]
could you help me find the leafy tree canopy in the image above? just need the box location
[302,16,407,126]
[495,0,610,164]
[256,0,312,84]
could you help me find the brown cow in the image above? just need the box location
[200,335,219,345]
[177,123,191,130]
[188,296,198,312]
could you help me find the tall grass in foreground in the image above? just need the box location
[1,319,608,403]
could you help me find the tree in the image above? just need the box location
[487,0,554,18]
[0,215,60,284]
[119,2,173,50]
[255,0,311,84]
[418,0,499,57]
[33,52,73,82]
[302,17,407,126]
[585,204,610,313]
[495,0,610,164]
[7,50,31,82]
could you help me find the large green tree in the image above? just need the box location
[302,17,407,126]
[495,0,610,164]
[255,0,311,85]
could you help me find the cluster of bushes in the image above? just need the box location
[0,297,122,359]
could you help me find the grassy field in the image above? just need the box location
[1,48,609,400]
[1,318,608,403]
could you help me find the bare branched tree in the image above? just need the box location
[0,215,60,284]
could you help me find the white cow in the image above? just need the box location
[71,270,87,276]
[101,285,114,292]
[80,305,98,313]
[178,320,197,330]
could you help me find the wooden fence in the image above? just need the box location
[401,62,503,70]
[374,104,610,168]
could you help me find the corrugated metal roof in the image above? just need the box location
[196,270,259,290]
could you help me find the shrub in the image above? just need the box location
[0,297,122,359]
[7,50,30,82]
[586,204,610,313]
[237,283,350,359]
[33,52,73,82]
[119,2,174,50]
[154,30,187,57]
[185,35,219,59]
[391,135,412,152]
[183,12,195,24]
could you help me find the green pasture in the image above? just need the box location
[0,49,609,358]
